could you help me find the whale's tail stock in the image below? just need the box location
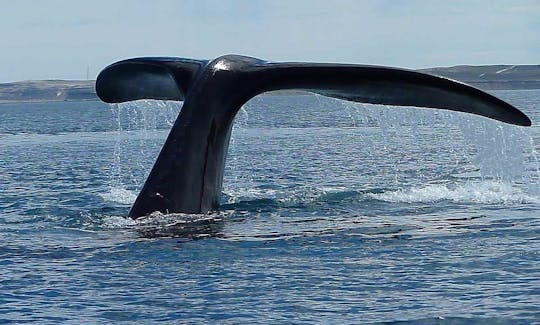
[96,55,532,219]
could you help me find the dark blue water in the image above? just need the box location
[0,91,539,323]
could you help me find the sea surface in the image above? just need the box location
[0,90,539,324]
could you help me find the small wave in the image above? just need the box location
[368,181,540,205]
[99,187,137,205]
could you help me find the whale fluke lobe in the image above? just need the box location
[96,55,532,219]
[96,57,207,103]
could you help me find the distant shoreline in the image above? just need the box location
[0,98,102,104]
[1,64,539,103]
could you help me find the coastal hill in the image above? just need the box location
[419,65,540,90]
[1,64,539,103]
[0,80,95,103]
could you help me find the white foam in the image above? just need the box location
[224,185,348,205]
[369,181,540,205]
[100,215,136,229]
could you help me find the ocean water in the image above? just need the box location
[0,90,539,324]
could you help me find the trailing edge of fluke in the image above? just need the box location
[96,55,532,219]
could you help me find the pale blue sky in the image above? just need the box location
[1,0,538,82]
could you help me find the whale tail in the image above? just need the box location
[96,55,532,219]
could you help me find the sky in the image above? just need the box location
[1,0,539,82]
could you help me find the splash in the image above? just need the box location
[99,187,137,205]
[369,181,540,205]
[103,94,538,221]
[108,99,182,192]
[98,211,227,239]
[343,101,537,178]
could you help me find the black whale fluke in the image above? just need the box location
[96,55,532,219]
